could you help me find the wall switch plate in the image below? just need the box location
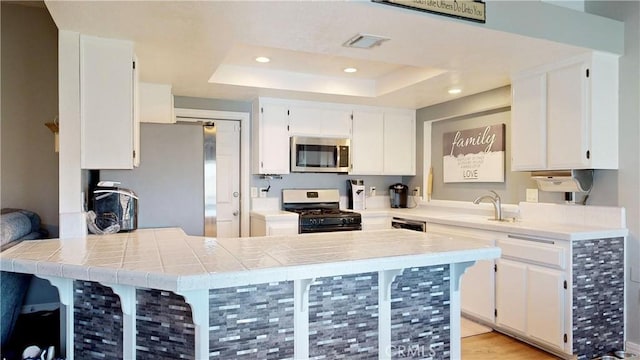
[414,187,421,197]
[259,187,267,198]
[250,187,258,198]
[370,187,376,197]
[526,188,539,202]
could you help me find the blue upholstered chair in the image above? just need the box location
[1,209,48,348]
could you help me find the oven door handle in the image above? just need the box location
[300,225,362,233]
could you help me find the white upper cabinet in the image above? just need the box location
[351,110,384,174]
[252,97,415,176]
[139,82,175,124]
[383,112,416,175]
[511,52,619,171]
[350,109,415,176]
[288,104,351,138]
[511,73,547,171]
[251,100,290,175]
[80,35,138,169]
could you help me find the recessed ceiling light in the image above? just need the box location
[255,56,270,63]
[343,67,358,73]
[448,88,462,95]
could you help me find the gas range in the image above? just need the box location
[282,189,362,234]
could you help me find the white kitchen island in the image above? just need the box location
[0,228,500,360]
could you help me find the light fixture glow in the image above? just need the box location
[255,56,270,63]
[343,67,358,73]
[448,88,462,95]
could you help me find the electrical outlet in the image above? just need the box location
[526,188,538,203]
[250,187,258,198]
[259,187,267,198]
[414,187,421,197]
[631,266,640,283]
[370,187,376,196]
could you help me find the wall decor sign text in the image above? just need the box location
[373,0,486,23]
[442,124,505,183]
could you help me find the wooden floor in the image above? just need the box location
[462,331,562,360]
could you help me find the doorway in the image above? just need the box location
[174,107,251,237]
[204,121,241,238]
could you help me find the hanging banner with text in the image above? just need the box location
[443,124,505,183]
[373,0,486,23]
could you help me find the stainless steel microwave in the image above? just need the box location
[290,136,350,173]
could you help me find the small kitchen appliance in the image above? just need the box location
[283,189,361,233]
[92,181,138,232]
[389,183,409,208]
[347,179,366,210]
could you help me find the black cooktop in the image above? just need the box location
[292,208,359,218]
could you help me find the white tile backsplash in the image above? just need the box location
[251,197,280,211]
[519,202,625,228]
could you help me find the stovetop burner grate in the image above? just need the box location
[282,189,362,233]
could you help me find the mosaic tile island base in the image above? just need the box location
[0,228,501,359]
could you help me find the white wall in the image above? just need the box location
[584,0,640,349]
[1,3,59,236]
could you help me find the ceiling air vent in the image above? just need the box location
[343,33,390,49]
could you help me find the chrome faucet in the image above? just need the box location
[473,190,502,221]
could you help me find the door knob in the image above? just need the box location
[233,211,239,216]
[233,192,239,198]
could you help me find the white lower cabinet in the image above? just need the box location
[461,256,496,323]
[250,215,298,236]
[526,266,565,350]
[496,259,566,351]
[427,224,497,324]
[495,259,527,333]
[496,236,569,353]
[428,222,571,356]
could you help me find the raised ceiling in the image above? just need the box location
[44,1,605,109]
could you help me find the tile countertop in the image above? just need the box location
[253,202,629,241]
[0,228,500,292]
[387,209,628,241]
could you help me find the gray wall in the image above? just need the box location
[429,107,537,204]
[585,0,640,348]
[1,3,59,236]
[177,96,404,205]
[252,174,403,204]
[409,85,619,207]
[102,123,204,236]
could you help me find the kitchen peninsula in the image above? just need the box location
[0,228,500,360]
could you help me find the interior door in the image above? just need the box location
[204,120,240,238]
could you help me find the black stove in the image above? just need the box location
[282,189,362,234]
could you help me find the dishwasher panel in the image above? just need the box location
[391,217,426,232]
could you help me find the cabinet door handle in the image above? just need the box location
[507,234,555,245]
